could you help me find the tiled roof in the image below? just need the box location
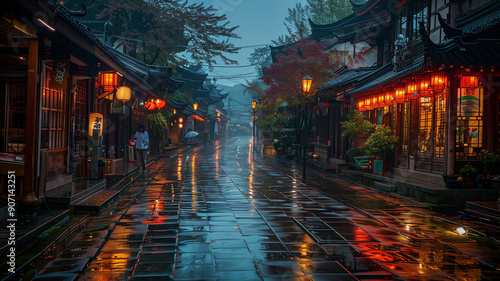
[455,0,500,38]
[346,57,426,96]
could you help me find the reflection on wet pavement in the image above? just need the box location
[31,138,500,280]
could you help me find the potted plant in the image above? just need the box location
[364,125,398,175]
[341,110,373,148]
[459,163,478,188]
[481,149,500,178]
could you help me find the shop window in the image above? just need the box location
[418,96,433,159]
[73,80,87,156]
[41,66,68,150]
[401,102,410,155]
[434,94,446,159]
[456,86,484,161]
[0,83,27,156]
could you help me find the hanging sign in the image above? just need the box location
[111,101,126,114]
[89,113,103,137]
[49,59,70,89]
[458,88,481,117]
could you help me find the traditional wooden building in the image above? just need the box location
[315,0,500,184]
[0,0,181,207]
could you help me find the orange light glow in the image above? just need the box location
[430,73,448,92]
[385,92,394,106]
[100,72,118,92]
[395,88,406,103]
[154,99,165,109]
[406,82,418,99]
[461,76,479,88]
[357,98,366,111]
[145,101,156,110]
[364,97,373,110]
[378,94,386,107]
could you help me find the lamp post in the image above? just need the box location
[252,101,257,160]
[302,75,312,181]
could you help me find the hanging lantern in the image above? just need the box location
[193,103,199,111]
[378,94,386,107]
[116,86,131,102]
[154,99,165,109]
[100,72,118,92]
[430,73,448,92]
[385,92,394,106]
[173,109,177,115]
[417,77,431,97]
[371,96,379,109]
[357,98,366,111]
[179,123,183,128]
[178,117,184,123]
[145,101,156,110]
[460,76,479,88]
[406,82,419,99]
[364,97,373,110]
[395,87,406,103]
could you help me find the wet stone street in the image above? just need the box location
[30,138,500,280]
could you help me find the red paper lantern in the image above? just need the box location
[418,78,432,97]
[154,99,165,109]
[371,96,379,109]
[378,94,386,107]
[406,82,419,99]
[364,97,373,110]
[357,99,366,111]
[430,73,448,92]
[100,72,118,92]
[460,76,479,88]
[385,92,394,106]
[145,101,156,110]
[395,88,406,103]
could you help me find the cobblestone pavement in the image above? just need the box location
[30,138,500,281]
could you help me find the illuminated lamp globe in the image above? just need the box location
[116,86,131,102]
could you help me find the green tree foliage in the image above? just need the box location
[82,0,240,67]
[307,0,352,24]
[248,47,272,77]
[167,91,194,105]
[364,125,398,157]
[341,110,373,147]
[284,2,311,40]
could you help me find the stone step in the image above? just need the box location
[44,179,106,209]
[71,189,121,214]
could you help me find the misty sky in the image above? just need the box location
[187,0,307,86]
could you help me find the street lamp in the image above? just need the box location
[302,75,312,181]
[252,101,257,160]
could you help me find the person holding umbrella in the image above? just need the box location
[134,124,149,173]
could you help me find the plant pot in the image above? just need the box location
[442,175,461,189]
[462,177,476,189]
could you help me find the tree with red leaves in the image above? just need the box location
[261,38,335,110]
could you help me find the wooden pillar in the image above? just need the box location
[445,72,457,176]
[21,38,39,207]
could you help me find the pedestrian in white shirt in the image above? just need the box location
[134,124,149,173]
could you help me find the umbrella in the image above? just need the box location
[184,131,199,138]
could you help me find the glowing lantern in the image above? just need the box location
[378,94,386,107]
[179,123,183,128]
[173,109,176,115]
[302,75,312,94]
[89,113,103,137]
[178,117,183,123]
[154,99,165,109]
[145,101,156,110]
[100,72,118,92]
[364,97,373,110]
[406,82,419,99]
[116,86,131,102]
[395,87,406,103]
[385,92,394,106]
[430,74,448,92]
[357,98,366,111]
[418,78,432,97]
[371,96,379,109]
[193,103,198,111]
[461,76,479,88]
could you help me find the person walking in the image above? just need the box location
[134,124,149,173]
